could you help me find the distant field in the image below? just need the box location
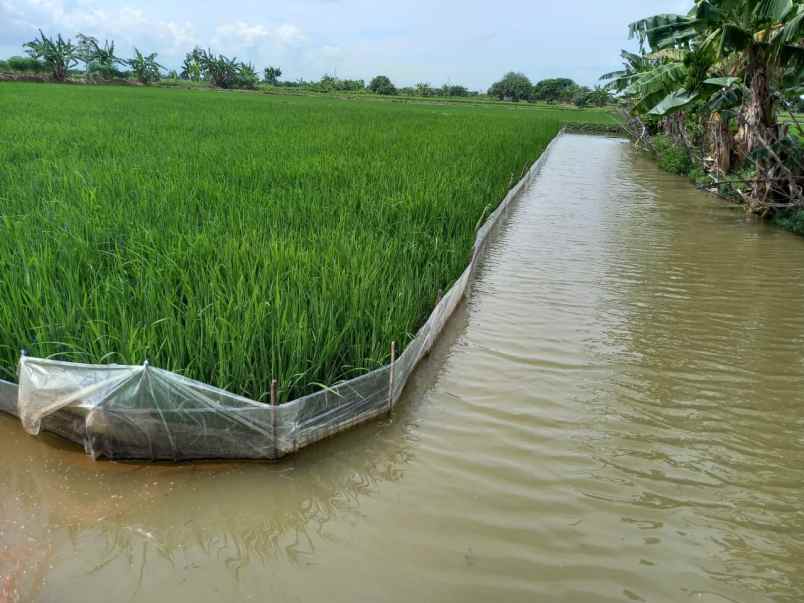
[0,82,613,402]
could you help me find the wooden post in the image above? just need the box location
[271,379,278,406]
[388,341,397,411]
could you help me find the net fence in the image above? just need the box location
[0,134,559,460]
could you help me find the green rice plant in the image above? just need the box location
[0,83,613,402]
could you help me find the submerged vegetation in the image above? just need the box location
[603,0,803,225]
[0,83,613,402]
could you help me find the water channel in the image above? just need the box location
[2,134,803,602]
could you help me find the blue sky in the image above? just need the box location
[1,0,690,89]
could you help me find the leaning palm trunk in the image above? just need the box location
[736,45,781,212]
[707,112,732,177]
[663,112,690,148]
[741,45,778,157]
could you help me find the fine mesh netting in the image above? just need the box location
[0,135,558,460]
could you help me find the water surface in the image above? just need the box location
[2,134,804,602]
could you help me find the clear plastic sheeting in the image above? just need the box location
[0,379,17,417]
[2,134,559,460]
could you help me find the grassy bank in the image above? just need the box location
[0,82,612,402]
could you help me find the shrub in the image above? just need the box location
[369,75,397,96]
[86,62,128,80]
[264,66,282,85]
[488,72,533,102]
[127,49,163,84]
[773,209,804,236]
[7,55,47,73]
[653,134,692,175]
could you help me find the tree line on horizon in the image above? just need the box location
[0,30,607,106]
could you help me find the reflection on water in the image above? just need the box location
[2,134,804,603]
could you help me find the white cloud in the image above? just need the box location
[1,0,197,62]
[213,21,305,52]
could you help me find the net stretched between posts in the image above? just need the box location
[0,135,559,460]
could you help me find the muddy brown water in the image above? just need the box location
[2,134,804,603]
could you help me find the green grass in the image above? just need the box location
[0,82,612,402]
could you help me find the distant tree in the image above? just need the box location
[532,78,580,103]
[264,66,282,84]
[23,30,79,81]
[199,50,240,88]
[572,85,611,108]
[573,86,592,107]
[488,72,533,101]
[415,82,434,97]
[238,62,259,89]
[446,84,469,97]
[76,34,121,76]
[586,86,612,107]
[197,50,257,89]
[167,69,179,80]
[127,48,163,84]
[6,55,48,73]
[369,75,397,95]
[181,47,204,81]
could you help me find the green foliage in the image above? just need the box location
[198,50,256,89]
[5,55,48,73]
[238,62,259,89]
[773,208,804,235]
[369,75,397,95]
[623,0,804,119]
[76,34,121,79]
[415,82,435,97]
[23,30,78,81]
[180,47,204,81]
[199,50,239,88]
[264,66,282,84]
[653,133,692,174]
[600,50,657,92]
[127,48,163,84]
[533,78,580,103]
[0,83,611,400]
[316,75,365,92]
[688,165,709,187]
[86,62,128,80]
[488,72,533,101]
[573,90,590,107]
[574,86,612,107]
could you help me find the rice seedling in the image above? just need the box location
[0,83,615,402]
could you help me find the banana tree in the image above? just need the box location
[76,34,122,79]
[198,50,241,88]
[600,48,685,93]
[23,30,78,81]
[629,0,804,156]
[127,49,163,84]
[181,47,204,81]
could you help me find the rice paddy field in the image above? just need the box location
[0,82,615,402]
